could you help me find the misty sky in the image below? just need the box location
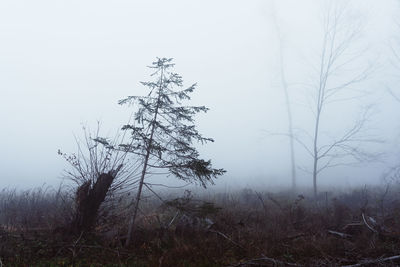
[1,0,400,189]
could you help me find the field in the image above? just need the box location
[1,184,400,266]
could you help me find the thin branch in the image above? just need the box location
[208,230,245,250]
[387,87,400,103]
[265,131,313,157]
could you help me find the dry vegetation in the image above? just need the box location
[1,184,400,266]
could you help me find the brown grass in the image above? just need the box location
[1,185,400,266]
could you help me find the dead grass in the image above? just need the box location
[1,185,400,266]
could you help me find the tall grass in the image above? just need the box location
[0,185,73,231]
[1,184,400,266]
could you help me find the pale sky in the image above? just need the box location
[1,0,399,189]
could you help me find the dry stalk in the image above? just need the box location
[208,229,245,250]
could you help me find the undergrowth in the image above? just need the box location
[1,185,400,266]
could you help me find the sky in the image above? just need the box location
[0,0,399,190]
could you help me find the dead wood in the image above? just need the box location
[361,213,378,234]
[328,230,352,239]
[70,166,121,234]
[342,255,400,267]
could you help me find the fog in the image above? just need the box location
[1,0,399,190]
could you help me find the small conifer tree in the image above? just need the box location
[115,58,225,245]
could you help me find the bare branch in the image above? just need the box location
[388,87,400,103]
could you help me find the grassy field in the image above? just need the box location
[1,184,400,266]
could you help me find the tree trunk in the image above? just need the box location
[125,68,164,247]
[312,109,321,198]
[280,51,297,192]
[312,157,318,197]
[124,146,152,246]
[271,0,297,192]
[71,172,115,234]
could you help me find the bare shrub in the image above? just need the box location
[58,126,142,234]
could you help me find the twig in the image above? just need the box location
[255,191,268,213]
[143,183,165,203]
[69,231,84,260]
[387,87,400,103]
[342,255,400,267]
[144,182,191,189]
[267,194,284,211]
[208,230,245,250]
[73,231,84,247]
[167,211,180,229]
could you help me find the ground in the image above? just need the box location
[1,186,400,266]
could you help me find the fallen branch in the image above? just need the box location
[328,230,352,239]
[342,255,400,267]
[361,213,378,233]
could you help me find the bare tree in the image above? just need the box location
[297,1,378,196]
[387,6,400,181]
[270,0,297,191]
[389,11,400,103]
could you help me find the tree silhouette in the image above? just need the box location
[109,58,225,245]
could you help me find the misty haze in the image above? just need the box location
[1,0,400,266]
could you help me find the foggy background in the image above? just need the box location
[1,0,399,190]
